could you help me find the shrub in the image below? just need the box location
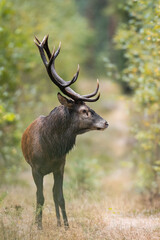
[114,0,160,196]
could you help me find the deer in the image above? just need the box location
[21,35,109,230]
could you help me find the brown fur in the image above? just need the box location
[21,95,108,229]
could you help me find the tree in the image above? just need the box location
[0,0,35,182]
[13,0,92,80]
[114,0,160,196]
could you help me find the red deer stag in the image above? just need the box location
[21,35,108,229]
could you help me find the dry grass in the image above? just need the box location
[0,170,160,240]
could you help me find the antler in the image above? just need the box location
[34,35,100,102]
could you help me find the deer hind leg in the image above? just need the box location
[32,169,44,229]
[53,171,69,228]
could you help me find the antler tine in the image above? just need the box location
[64,77,100,102]
[41,35,52,59]
[34,37,48,66]
[41,36,60,61]
[77,92,100,102]
[48,47,55,68]
[64,64,80,88]
[48,43,61,67]
[35,35,41,44]
[48,52,79,88]
[82,79,99,98]
[54,42,61,60]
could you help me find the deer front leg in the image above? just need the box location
[32,169,44,229]
[52,174,61,227]
[53,171,69,228]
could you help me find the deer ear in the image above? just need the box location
[57,93,74,108]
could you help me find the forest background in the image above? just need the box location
[0,0,160,239]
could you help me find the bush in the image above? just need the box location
[0,0,34,183]
[65,157,103,194]
[114,0,160,196]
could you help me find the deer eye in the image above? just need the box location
[82,109,88,115]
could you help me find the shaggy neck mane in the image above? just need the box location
[41,106,76,158]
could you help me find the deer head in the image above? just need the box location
[34,35,108,134]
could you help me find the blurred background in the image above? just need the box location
[0,0,160,239]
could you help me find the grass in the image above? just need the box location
[0,170,160,240]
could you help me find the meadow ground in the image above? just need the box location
[0,80,160,240]
[0,170,160,240]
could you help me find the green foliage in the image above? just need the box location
[65,157,103,194]
[114,0,160,195]
[0,0,34,183]
[14,0,92,80]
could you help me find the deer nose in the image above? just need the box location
[105,121,109,128]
